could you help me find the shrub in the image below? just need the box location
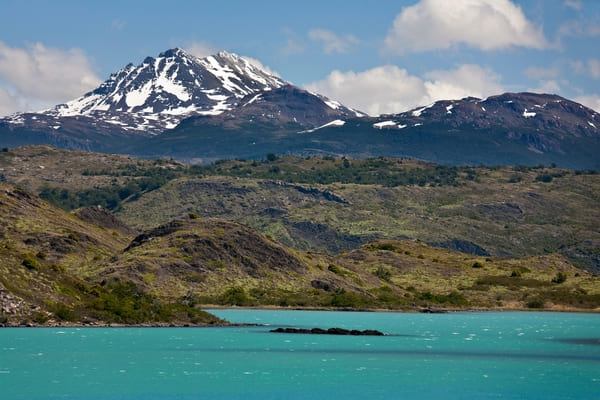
[371,243,398,252]
[52,303,76,321]
[526,299,545,309]
[188,212,199,219]
[51,264,66,273]
[373,266,392,282]
[22,254,40,270]
[472,261,485,269]
[552,272,567,284]
[220,287,250,306]
[328,264,342,274]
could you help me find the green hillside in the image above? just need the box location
[0,146,599,325]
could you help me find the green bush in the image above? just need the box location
[328,263,342,274]
[418,291,468,306]
[219,287,250,306]
[22,254,40,270]
[52,303,76,321]
[526,299,545,309]
[552,272,567,284]
[373,266,392,281]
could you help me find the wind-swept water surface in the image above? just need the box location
[1,311,598,399]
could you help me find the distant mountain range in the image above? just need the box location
[1,48,599,168]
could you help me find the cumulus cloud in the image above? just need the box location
[308,29,360,54]
[305,64,504,116]
[185,41,218,58]
[424,65,504,101]
[306,66,428,116]
[0,41,101,116]
[384,0,549,53]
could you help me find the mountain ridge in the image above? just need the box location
[0,48,599,168]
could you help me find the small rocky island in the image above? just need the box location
[270,327,385,336]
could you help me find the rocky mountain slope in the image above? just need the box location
[120,91,600,168]
[0,48,361,152]
[1,49,598,167]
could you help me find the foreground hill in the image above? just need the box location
[1,146,598,274]
[1,182,598,327]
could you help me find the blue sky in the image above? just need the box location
[0,0,599,116]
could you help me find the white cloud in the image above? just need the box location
[111,19,126,31]
[559,20,600,38]
[575,94,600,112]
[384,0,549,53]
[0,86,20,117]
[588,59,600,79]
[528,80,562,94]
[0,41,101,116]
[424,64,504,100]
[280,28,306,55]
[524,66,559,80]
[241,56,281,78]
[570,60,586,74]
[564,0,583,11]
[308,29,359,54]
[185,41,218,58]
[305,64,504,116]
[570,58,600,79]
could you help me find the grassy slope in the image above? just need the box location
[2,147,598,273]
[0,183,222,326]
[114,158,600,272]
[0,181,598,327]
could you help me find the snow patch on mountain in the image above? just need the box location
[373,120,397,129]
[300,119,346,133]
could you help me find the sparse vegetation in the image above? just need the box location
[0,146,599,326]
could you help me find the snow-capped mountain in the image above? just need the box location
[370,92,600,154]
[37,49,287,134]
[1,48,598,168]
[1,48,362,142]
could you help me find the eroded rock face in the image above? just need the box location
[75,206,135,236]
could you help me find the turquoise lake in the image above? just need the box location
[1,310,599,399]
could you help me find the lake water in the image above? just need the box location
[1,310,599,399]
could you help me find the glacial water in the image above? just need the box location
[1,310,599,399]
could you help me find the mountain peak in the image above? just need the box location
[15,47,289,134]
[158,48,188,58]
